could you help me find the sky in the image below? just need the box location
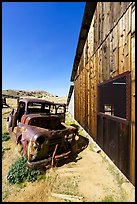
[2,2,86,96]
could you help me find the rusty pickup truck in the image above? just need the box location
[7,98,78,168]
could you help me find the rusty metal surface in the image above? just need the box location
[19,98,53,104]
[17,121,76,164]
[7,98,77,168]
[19,98,66,107]
[27,157,52,169]
[21,114,61,129]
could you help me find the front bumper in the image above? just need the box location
[26,150,72,169]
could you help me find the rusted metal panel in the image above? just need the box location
[8,98,78,168]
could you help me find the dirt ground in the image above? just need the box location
[2,98,135,202]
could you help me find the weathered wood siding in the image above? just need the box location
[74,2,135,185]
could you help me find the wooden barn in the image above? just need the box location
[68,2,135,185]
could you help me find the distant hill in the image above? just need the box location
[2,89,67,104]
[2,89,55,98]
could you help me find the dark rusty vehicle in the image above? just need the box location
[7,98,78,168]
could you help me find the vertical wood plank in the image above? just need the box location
[118,16,124,74]
[130,123,135,185]
[131,36,135,81]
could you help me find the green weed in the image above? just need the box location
[101,195,114,202]
[2,132,10,141]
[7,155,43,184]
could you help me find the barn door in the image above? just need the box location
[97,71,131,182]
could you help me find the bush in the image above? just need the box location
[2,132,10,141]
[7,156,42,184]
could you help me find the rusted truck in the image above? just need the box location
[7,98,78,168]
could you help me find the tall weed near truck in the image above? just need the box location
[7,156,42,184]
